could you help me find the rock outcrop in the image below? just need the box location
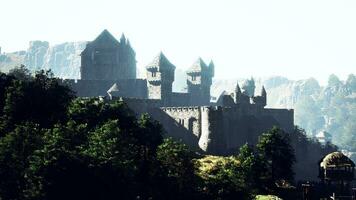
[0,41,87,79]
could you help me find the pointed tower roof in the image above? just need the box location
[208,60,215,76]
[120,33,126,44]
[92,29,120,46]
[208,60,214,67]
[235,82,241,93]
[187,57,208,74]
[146,52,175,71]
[261,86,267,96]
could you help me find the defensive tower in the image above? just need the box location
[187,58,214,105]
[80,30,136,80]
[146,52,175,105]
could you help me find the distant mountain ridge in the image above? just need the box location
[0,41,87,79]
[210,75,356,152]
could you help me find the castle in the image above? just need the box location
[64,30,294,155]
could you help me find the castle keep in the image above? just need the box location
[65,30,294,155]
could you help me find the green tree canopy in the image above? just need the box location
[256,127,296,183]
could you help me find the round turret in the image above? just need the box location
[319,152,355,182]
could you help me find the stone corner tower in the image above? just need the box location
[252,86,267,107]
[146,52,175,105]
[80,29,136,80]
[186,58,214,105]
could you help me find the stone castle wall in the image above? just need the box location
[63,79,147,98]
[66,30,295,155]
[263,108,294,132]
[121,97,294,155]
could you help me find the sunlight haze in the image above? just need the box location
[0,0,355,84]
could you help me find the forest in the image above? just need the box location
[0,67,337,200]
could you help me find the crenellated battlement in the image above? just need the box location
[64,29,295,155]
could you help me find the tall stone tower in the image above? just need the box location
[80,29,136,80]
[146,52,175,105]
[187,58,214,105]
[118,34,136,79]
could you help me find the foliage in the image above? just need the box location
[194,155,250,200]
[0,70,74,135]
[255,195,282,200]
[237,144,266,192]
[0,123,43,200]
[256,127,296,183]
[0,67,340,200]
[327,74,342,87]
[156,138,198,199]
[7,64,32,81]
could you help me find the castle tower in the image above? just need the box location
[80,29,136,80]
[251,86,267,107]
[234,82,241,103]
[234,82,249,104]
[118,34,136,79]
[187,58,214,105]
[260,86,267,107]
[146,52,175,105]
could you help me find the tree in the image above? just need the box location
[7,65,32,81]
[195,155,250,200]
[156,138,197,199]
[0,123,43,199]
[0,70,74,134]
[256,127,296,184]
[237,144,266,193]
[346,74,356,92]
[0,72,15,120]
[327,74,342,88]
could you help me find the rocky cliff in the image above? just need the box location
[211,75,356,151]
[0,41,87,79]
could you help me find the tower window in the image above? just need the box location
[192,75,196,81]
[152,71,157,77]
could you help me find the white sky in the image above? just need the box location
[0,0,355,84]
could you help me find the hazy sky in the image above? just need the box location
[1,0,355,84]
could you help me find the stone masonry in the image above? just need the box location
[65,30,294,155]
